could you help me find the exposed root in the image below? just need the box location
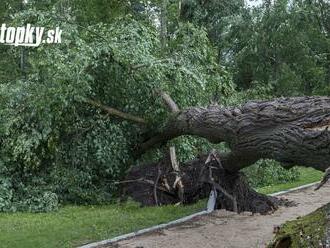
[123,154,288,214]
[154,164,161,206]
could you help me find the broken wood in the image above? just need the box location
[205,149,223,168]
[203,151,238,213]
[158,90,180,113]
[169,146,184,203]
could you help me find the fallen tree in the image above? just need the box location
[139,96,330,172]
[91,96,330,214]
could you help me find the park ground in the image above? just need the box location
[114,179,330,248]
[0,167,323,248]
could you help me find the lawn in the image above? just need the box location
[257,167,323,195]
[0,200,206,248]
[0,167,322,248]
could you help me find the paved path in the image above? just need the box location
[107,183,330,248]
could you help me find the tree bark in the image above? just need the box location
[139,96,330,172]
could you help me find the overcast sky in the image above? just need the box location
[245,0,264,8]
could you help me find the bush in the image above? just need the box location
[0,180,14,212]
[243,159,300,188]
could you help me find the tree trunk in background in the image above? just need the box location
[160,0,168,50]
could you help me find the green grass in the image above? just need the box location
[0,167,323,248]
[0,200,206,248]
[257,167,322,195]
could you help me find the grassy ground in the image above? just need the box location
[257,167,322,195]
[0,201,206,248]
[0,167,323,248]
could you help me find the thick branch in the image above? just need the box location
[85,98,147,124]
[158,90,179,113]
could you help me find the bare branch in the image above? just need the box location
[204,152,238,213]
[170,146,180,172]
[85,98,147,124]
[169,146,184,202]
[158,90,179,113]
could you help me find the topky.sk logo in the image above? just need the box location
[0,24,62,47]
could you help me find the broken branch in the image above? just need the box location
[85,98,147,124]
[169,146,184,202]
[158,90,179,113]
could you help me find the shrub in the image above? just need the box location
[243,159,300,188]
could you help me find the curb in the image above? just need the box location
[269,182,319,196]
[78,181,320,248]
[79,210,210,248]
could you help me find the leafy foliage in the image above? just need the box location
[1,0,327,212]
[243,159,300,188]
[0,2,234,211]
[224,0,330,95]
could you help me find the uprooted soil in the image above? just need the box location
[104,183,330,248]
[123,156,287,214]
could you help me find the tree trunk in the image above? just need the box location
[123,96,330,214]
[139,96,330,172]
